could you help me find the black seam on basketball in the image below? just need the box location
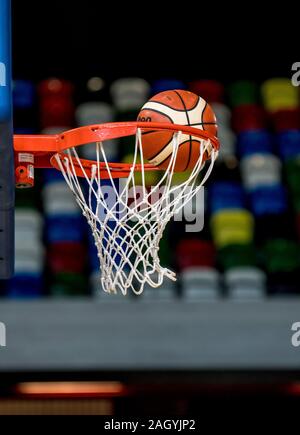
[173,90,191,124]
[191,94,200,110]
[139,108,174,124]
[149,93,200,112]
[185,134,193,171]
[190,122,217,126]
[141,130,156,135]
[147,136,174,161]
[201,100,208,131]
[174,90,192,171]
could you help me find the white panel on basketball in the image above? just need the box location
[141,98,206,125]
[142,98,208,166]
[148,135,192,166]
[148,135,212,167]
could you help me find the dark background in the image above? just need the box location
[5,1,300,418]
[11,1,298,82]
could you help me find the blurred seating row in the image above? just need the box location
[1,76,300,299]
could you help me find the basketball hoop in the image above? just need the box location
[14,122,219,295]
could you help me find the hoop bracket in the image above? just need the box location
[12,121,219,294]
[13,121,220,185]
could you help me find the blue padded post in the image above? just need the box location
[0,0,14,279]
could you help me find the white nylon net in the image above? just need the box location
[54,129,218,295]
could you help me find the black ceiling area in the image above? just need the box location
[11,1,297,82]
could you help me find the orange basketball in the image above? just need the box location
[137,89,217,171]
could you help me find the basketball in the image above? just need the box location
[137,89,218,171]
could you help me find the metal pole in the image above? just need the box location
[0,0,14,279]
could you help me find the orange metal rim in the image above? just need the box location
[14,121,220,178]
[51,154,161,179]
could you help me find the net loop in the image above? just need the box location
[55,128,217,295]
